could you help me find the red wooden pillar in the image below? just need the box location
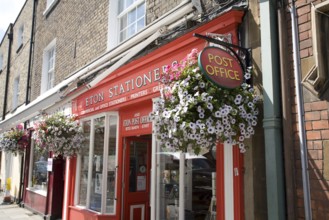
[216,143,244,220]
[233,145,244,220]
[217,143,225,220]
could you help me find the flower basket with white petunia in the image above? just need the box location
[151,49,260,155]
[32,113,84,158]
[0,124,29,155]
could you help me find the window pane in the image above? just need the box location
[89,117,105,212]
[31,144,48,192]
[120,14,127,30]
[120,30,126,42]
[126,0,134,8]
[137,18,145,32]
[118,0,124,13]
[106,115,118,213]
[127,9,136,25]
[127,24,136,38]
[49,49,55,69]
[47,71,54,90]
[137,3,145,19]
[78,120,91,206]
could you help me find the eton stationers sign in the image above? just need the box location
[198,46,244,89]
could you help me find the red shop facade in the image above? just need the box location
[64,10,245,220]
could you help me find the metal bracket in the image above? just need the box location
[193,33,252,73]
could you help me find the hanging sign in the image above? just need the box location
[198,46,243,89]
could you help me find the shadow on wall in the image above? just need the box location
[304,152,329,219]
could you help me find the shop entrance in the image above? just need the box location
[124,135,152,220]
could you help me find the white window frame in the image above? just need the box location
[74,112,119,215]
[108,0,146,50]
[17,24,24,49]
[12,75,20,110]
[43,0,59,16]
[41,39,56,93]
[306,1,329,92]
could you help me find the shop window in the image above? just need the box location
[41,39,56,93]
[12,76,20,110]
[28,140,49,195]
[156,151,216,219]
[108,0,146,49]
[75,113,118,214]
[307,2,329,94]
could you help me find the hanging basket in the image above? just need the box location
[33,113,85,158]
[151,49,260,154]
[0,124,29,155]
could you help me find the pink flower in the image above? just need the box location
[16,124,24,130]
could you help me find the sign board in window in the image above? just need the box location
[47,158,53,172]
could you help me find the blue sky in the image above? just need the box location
[0,0,26,40]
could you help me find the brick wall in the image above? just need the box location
[0,0,33,117]
[30,0,109,101]
[7,0,33,113]
[290,0,329,219]
[0,34,10,119]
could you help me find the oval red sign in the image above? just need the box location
[198,47,244,89]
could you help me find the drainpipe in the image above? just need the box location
[2,24,13,120]
[26,0,37,105]
[18,0,38,206]
[259,0,286,219]
[277,0,297,218]
[289,2,312,219]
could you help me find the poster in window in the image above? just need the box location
[95,156,101,172]
[95,173,102,194]
[137,175,146,191]
[108,155,116,171]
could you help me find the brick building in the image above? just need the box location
[283,0,329,219]
[3,0,329,219]
[0,0,33,204]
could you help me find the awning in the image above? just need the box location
[0,0,195,131]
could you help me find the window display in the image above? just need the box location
[29,140,48,193]
[75,113,118,214]
[157,152,216,220]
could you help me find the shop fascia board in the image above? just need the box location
[0,0,195,131]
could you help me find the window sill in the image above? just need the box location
[69,205,115,216]
[26,187,47,197]
[16,44,23,53]
[43,0,59,17]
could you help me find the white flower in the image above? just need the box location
[199,124,206,130]
[207,127,215,134]
[207,103,213,110]
[197,106,205,113]
[162,111,171,118]
[189,122,196,130]
[214,111,221,118]
[244,73,251,80]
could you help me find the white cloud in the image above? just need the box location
[0,0,26,40]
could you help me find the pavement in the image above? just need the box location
[0,192,44,220]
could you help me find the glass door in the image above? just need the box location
[124,136,151,220]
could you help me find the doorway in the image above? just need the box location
[124,135,152,220]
